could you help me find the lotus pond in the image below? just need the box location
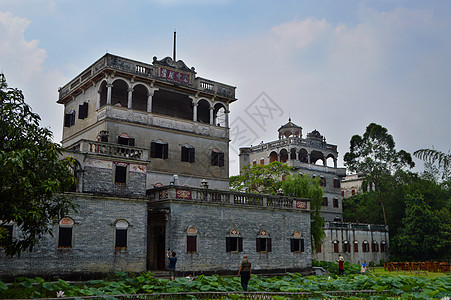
[0,271,450,299]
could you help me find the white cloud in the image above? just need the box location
[0,10,65,141]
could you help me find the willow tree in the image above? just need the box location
[281,174,325,250]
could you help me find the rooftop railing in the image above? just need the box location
[147,186,310,212]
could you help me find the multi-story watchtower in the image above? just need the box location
[239,119,346,222]
[57,54,236,194]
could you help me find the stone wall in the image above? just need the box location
[0,195,148,279]
[164,201,312,274]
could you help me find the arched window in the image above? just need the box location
[354,241,359,252]
[290,148,297,160]
[290,231,304,253]
[197,99,211,124]
[381,241,387,253]
[362,240,370,252]
[269,151,278,163]
[299,149,308,163]
[132,84,148,111]
[333,240,339,253]
[226,229,242,252]
[280,149,288,163]
[115,220,129,249]
[111,79,129,107]
[58,217,74,248]
[343,240,351,253]
[256,230,271,252]
[372,241,379,252]
[186,226,198,253]
[214,103,226,127]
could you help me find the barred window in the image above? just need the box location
[226,229,242,252]
[115,220,129,249]
[290,231,304,253]
[256,230,271,252]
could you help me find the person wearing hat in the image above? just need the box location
[361,263,367,275]
[337,255,344,275]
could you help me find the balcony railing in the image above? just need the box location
[147,186,310,212]
[325,222,388,231]
[67,139,148,161]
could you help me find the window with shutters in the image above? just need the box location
[0,223,13,247]
[211,149,225,167]
[372,241,379,252]
[252,160,257,166]
[115,220,129,250]
[322,197,328,206]
[320,176,326,187]
[118,134,135,146]
[186,226,197,253]
[151,141,168,159]
[226,229,242,252]
[381,241,387,252]
[362,240,370,252]
[181,145,195,163]
[64,110,76,127]
[343,240,351,253]
[333,240,339,253]
[290,231,304,253]
[260,159,265,165]
[78,101,89,119]
[115,165,127,184]
[333,197,339,208]
[334,178,341,188]
[354,241,359,252]
[256,230,271,253]
[58,217,74,248]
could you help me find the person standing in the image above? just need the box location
[167,249,177,280]
[360,263,367,275]
[238,254,252,291]
[337,255,344,275]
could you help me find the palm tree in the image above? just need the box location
[414,148,450,181]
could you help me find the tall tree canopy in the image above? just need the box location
[230,162,325,250]
[343,123,415,225]
[0,73,77,256]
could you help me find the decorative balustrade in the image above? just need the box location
[58,54,236,102]
[68,139,147,161]
[325,222,388,232]
[147,186,310,212]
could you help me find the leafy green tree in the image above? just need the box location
[230,161,292,194]
[281,174,325,250]
[391,191,449,260]
[230,163,326,249]
[343,123,415,225]
[0,73,77,256]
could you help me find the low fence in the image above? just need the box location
[40,290,396,299]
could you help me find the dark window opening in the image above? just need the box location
[151,142,168,159]
[320,177,326,187]
[118,136,135,146]
[372,242,379,252]
[260,159,265,165]
[362,241,369,252]
[354,242,359,253]
[115,229,127,248]
[0,225,13,247]
[226,237,243,252]
[78,102,88,119]
[333,197,339,208]
[381,242,387,253]
[181,146,195,163]
[343,242,351,253]
[256,238,271,252]
[64,111,75,127]
[334,179,341,188]
[290,238,304,252]
[58,227,72,248]
[211,151,225,167]
[115,165,127,184]
[333,241,339,253]
[187,236,197,253]
[322,197,328,207]
[152,90,193,121]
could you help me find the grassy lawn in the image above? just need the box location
[369,266,448,279]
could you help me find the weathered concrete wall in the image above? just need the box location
[0,195,148,278]
[313,224,389,265]
[164,201,312,273]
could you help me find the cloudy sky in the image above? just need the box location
[1,0,450,175]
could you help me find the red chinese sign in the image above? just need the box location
[159,67,192,84]
[176,189,192,200]
[296,201,308,209]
